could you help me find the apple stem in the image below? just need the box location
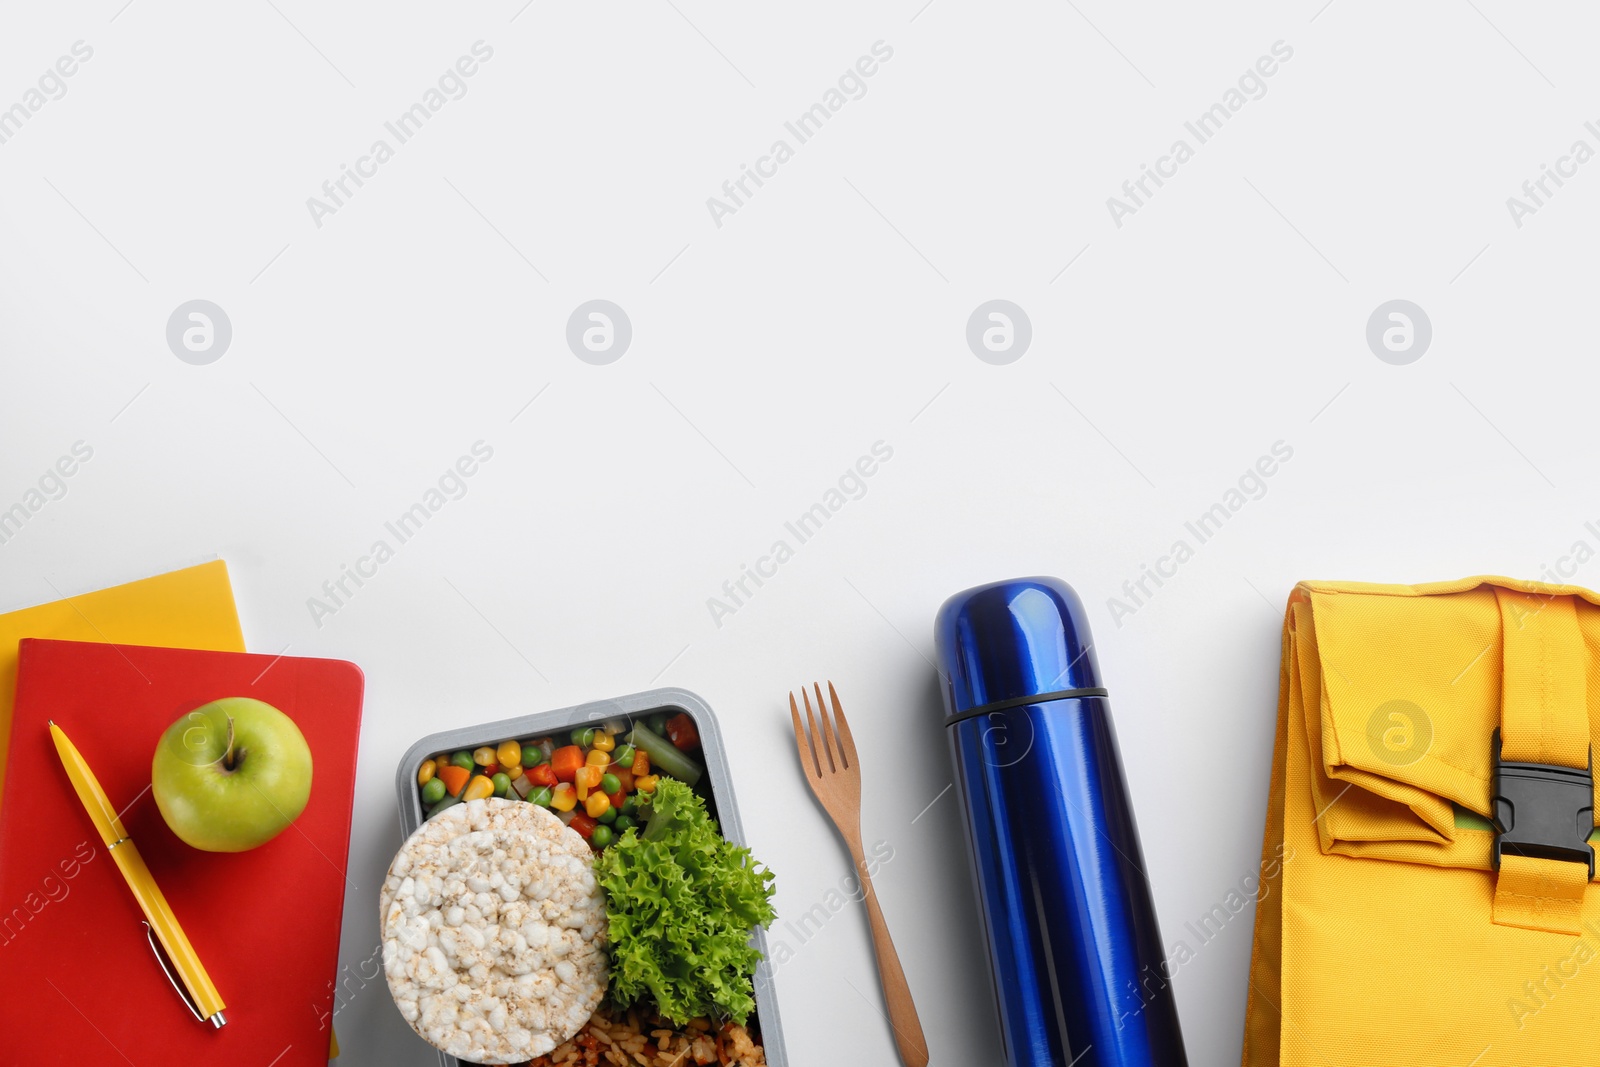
[221,714,238,771]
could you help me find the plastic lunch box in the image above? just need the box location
[392,687,789,1067]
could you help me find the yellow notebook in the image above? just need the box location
[0,560,245,802]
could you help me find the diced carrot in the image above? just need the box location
[550,745,584,783]
[438,763,471,797]
[631,750,650,776]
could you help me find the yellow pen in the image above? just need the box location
[49,721,227,1028]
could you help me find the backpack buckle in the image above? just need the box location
[1491,730,1595,879]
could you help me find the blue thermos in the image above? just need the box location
[935,577,1187,1067]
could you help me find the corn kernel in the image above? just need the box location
[590,731,615,753]
[636,774,660,793]
[585,791,611,818]
[472,746,497,767]
[586,748,611,768]
[497,740,523,771]
[417,759,436,786]
[550,783,577,811]
[462,775,495,801]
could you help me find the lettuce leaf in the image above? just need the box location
[594,778,777,1025]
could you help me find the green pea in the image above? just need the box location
[645,713,668,735]
[522,744,547,767]
[451,751,475,771]
[598,806,617,824]
[528,785,554,807]
[621,794,642,815]
[571,726,595,747]
[600,773,622,795]
[613,744,636,767]
[491,772,511,798]
[591,824,614,848]
[613,814,635,832]
[421,778,447,805]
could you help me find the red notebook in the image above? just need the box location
[0,638,364,1065]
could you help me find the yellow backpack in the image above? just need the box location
[1244,577,1600,1067]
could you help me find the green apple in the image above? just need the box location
[152,697,314,852]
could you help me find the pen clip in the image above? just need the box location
[143,921,223,1028]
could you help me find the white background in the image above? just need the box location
[4,2,1599,1063]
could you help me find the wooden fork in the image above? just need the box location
[789,682,929,1067]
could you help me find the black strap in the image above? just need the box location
[943,686,1109,727]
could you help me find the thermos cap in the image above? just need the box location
[933,576,1104,718]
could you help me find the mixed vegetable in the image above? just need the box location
[413,711,706,851]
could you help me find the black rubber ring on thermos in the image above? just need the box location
[943,686,1110,727]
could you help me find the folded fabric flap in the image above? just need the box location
[1323,830,1493,870]
[1291,595,1463,861]
[1291,578,1600,876]
[1317,767,1455,845]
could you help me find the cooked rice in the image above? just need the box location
[482,1002,766,1067]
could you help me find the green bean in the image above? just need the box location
[628,725,703,786]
